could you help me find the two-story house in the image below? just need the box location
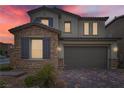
[8,6,120,71]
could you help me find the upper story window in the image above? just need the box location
[93,22,98,35]
[84,22,89,35]
[64,21,71,33]
[33,17,53,27]
[41,19,49,26]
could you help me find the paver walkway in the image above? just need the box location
[59,69,124,88]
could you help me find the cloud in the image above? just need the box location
[0,5,30,43]
[0,36,13,43]
[61,5,124,24]
[62,5,107,16]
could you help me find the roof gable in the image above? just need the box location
[27,6,59,16]
[9,23,61,34]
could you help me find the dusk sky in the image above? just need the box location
[1,5,124,43]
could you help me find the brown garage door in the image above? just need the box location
[64,46,108,69]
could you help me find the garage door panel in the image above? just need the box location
[64,46,107,69]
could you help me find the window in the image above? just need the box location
[31,39,43,58]
[41,19,49,26]
[84,22,89,35]
[93,22,98,35]
[64,22,71,32]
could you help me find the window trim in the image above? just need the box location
[64,21,72,33]
[30,38,43,59]
[83,22,90,35]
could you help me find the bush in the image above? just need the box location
[36,64,57,88]
[24,75,38,87]
[24,64,57,88]
[0,65,13,71]
[0,80,7,88]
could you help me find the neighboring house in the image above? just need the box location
[0,42,13,57]
[8,6,120,71]
[106,15,124,67]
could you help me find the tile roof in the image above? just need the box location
[106,15,124,28]
[27,6,109,21]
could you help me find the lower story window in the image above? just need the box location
[31,39,43,58]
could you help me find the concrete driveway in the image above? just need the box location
[59,69,124,88]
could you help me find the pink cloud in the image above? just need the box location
[1,5,124,43]
[62,5,86,16]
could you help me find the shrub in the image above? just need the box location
[24,64,57,88]
[36,64,57,88]
[0,80,7,88]
[24,75,38,87]
[0,65,13,71]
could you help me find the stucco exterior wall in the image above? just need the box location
[59,14,79,37]
[29,9,108,38]
[78,20,108,37]
[30,10,59,29]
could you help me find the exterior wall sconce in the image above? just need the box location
[113,47,118,52]
[57,47,62,52]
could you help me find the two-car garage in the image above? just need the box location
[64,46,108,69]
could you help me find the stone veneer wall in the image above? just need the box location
[10,26,59,72]
[110,59,120,69]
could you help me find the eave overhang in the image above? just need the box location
[60,37,122,41]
